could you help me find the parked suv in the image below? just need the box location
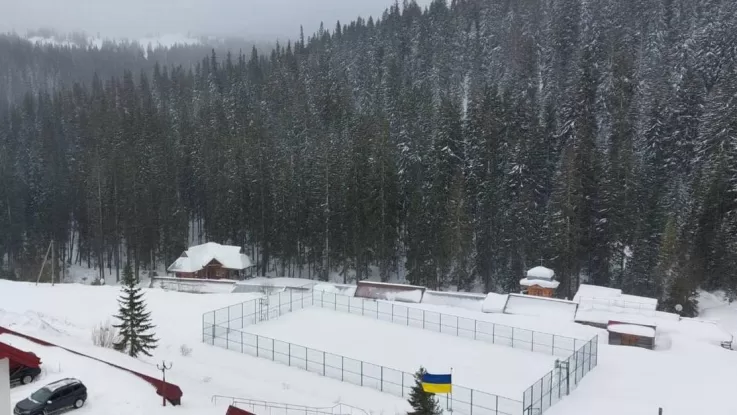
[14,378,87,415]
[9,364,42,386]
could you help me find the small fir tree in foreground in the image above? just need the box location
[113,264,158,357]
[407,367,443,415]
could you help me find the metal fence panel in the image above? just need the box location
[204,291,601,415]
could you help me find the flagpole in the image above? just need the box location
[448,367,453,413]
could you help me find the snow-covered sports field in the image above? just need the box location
[243,307,556,398]
[1,278,737,415]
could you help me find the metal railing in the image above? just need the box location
[212,395,369,415]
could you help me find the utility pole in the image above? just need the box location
[35,241,53,286]
[157,361,173,407]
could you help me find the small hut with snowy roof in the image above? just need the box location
[520,266,559,298]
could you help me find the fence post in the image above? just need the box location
[272,339,275,360]
[407,308,410,326]
[362,298,365,316]
[511,328,515,348]
[323,351,326,376]
[228,306,231,329]
[392,304,395,322]
[256,335,259,357]
[381,366,384,392]
[254,300,257,322]
[401,372,404,397]
[495,395,498,415]
[377,303,379,319]
[549,372,553,407]
[531,331,535,351]
[348,297,351,313]
[440,314,443,333]
[470,390,473,415]
[211,324,216,344]
[226,325,230,349]
[492,323,496,344]
[552,335,555,355]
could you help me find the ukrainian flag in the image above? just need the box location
[421,373,452,394]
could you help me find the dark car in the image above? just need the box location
[10,364,42,386]
[14,378,87,415]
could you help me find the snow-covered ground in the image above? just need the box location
[2,277,737,415]
[243,307,555,398]
[0,280,410,415]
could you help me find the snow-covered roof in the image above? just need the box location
[573,284,657,311]
[503,294,578,321]
[526,266,555,280]
[575,308,660,327]
[481,293,509,313]
[45,378,82,392]
[167,242,252,273]
[520,278,560,289]
[607,323,656,338]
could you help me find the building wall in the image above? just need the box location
[0,358,10,415]
[527,285,555,297]
[608,331,655,350]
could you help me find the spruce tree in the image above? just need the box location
[407,367,442,415]
[113,264,158,357]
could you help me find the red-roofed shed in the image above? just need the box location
[0,342,41,369]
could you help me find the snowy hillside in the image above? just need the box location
[1,279,736,415]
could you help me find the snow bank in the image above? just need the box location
[607,323,656,338]
[151,276,237,294]
[481,293,509,313]
[574,284,657,311]
[383,289,424,303]
[237,277,316,289]
[313,283,357,296]
[504,294,578,321]
[423,290,485,311]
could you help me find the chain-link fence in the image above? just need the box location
[202,289,599,415]
[521,335,598,415]
[202,290,583,358]
[206,323,523,415]
[312,291,580,358]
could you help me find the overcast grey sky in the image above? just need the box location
[1,0,434,41]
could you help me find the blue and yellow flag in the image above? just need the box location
[421,373,452,394]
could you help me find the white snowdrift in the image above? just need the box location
[481,293,509,313]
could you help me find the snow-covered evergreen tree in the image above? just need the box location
[113,264,158,358]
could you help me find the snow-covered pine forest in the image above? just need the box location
[1,0,736,314]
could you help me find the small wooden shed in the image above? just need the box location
[607,320,656,350]
[520,266,559,297]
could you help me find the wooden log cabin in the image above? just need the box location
[167,242,252,280]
